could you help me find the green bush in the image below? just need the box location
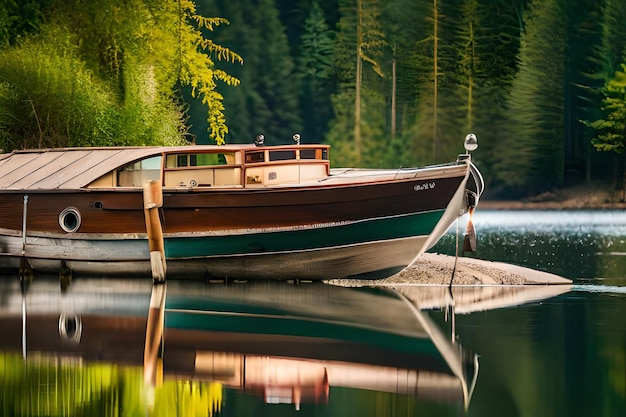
[0,25,187,150]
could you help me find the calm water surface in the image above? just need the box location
[0,210,624,416]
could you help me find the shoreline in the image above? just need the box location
[479,200,626,210]
[478,181,626,210]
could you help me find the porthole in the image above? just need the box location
[59,207,81,233]
[59,313,82,343]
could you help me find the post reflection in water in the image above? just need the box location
[0,277,496,416]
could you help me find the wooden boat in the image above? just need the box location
[0,134,483,280]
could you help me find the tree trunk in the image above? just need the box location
[433,0,439,163]
[391,57,396,139]
[354,0,363,166]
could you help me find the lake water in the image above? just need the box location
[431,209,626,417]
[433,209,626,283]
[0,210,624,416]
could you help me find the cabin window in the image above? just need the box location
[178,154,190,166]
[139,157,161,170]
[117,156,162,186]
[269,150,296,161]
[163,152,240,187]
[300,149,316,159]
[166,153,232,168]
[245,151,264,163]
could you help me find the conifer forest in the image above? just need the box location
[1,0,626,197]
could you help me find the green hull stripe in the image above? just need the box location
[164,210,444,258]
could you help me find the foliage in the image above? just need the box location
[178,0,243,144]
[296,0,336,142]
[190,0,626,187]
[580,0,626,162]
[492,0,567,192]
[326,0,385,167]
[0,352,223,417]
[196,0,300,145]
[0,26,185,150]
[560,0,605,182]
[587,65,626,153]
[0,0,46,47]
[2,30,134,149]
[4,0,626,192]
[0,0,240,150]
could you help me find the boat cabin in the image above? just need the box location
[0,144,330,191]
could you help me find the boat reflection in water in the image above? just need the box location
[0,277,489,416]
[161,282,479,409]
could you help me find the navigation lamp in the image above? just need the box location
[464,133,478,152]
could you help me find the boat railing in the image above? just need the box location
[325,162,465,182]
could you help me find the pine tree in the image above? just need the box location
[474,0,527,183]
[563,0,606,182]
[439,0,485,159]
[327,0,385,167]
[275,0,315,54]
[380,0,432,166]
[494,0,567,193]
[409,0,448,165]
[587,64,626,155]
[247,0,302,144]
[579,0,626,181]
[296,1,336,142]
[199,0,301,145]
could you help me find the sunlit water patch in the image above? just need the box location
[471,209,626,235]
[431,210,626,281]
[572,284,626,294]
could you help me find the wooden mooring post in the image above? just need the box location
[143,180,166,282]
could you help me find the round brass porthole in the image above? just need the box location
[59,207,81,233]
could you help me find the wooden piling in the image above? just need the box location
[143,180,166,282]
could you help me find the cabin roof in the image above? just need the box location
[0,147,160,190]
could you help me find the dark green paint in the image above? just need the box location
[164,210,444,258]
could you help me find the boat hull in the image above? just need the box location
[0,225,431,280]
[0,163,476,279]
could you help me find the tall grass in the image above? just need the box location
[0,25,186,150]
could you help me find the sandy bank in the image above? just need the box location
[326,253,571,287]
